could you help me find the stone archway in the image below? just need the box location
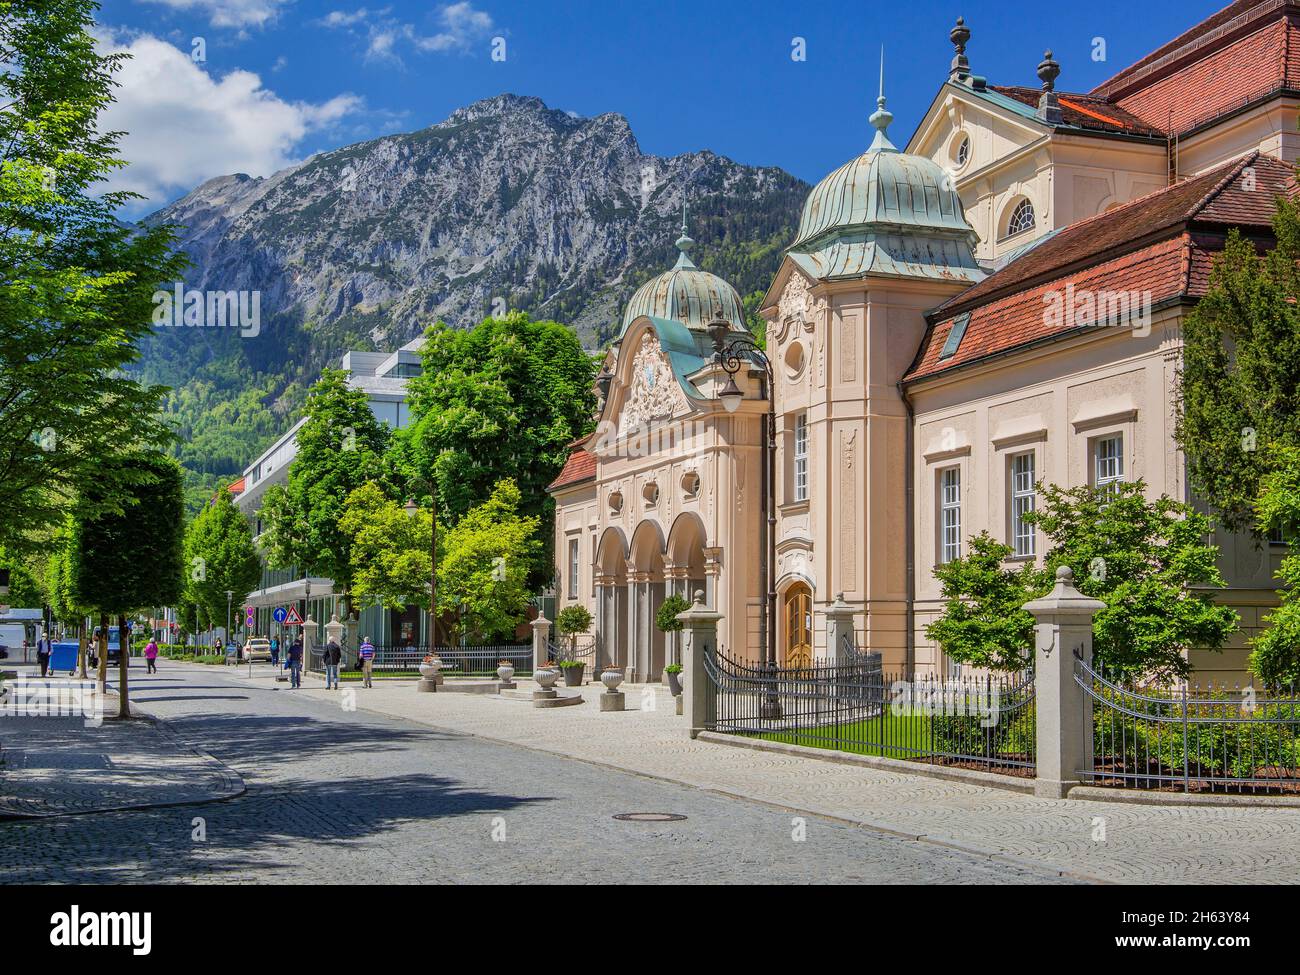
[629,519,667,683]
[665,512,708,668]
[595,527,628,674]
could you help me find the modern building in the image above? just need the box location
[235,339,425,647]
[550,0,1296,684]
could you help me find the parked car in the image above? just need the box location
[242,637,272,662]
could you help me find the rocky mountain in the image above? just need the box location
[134,93,808,506]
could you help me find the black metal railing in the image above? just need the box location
[308,644,532,678]
[548,636,596,666]
[1077,653,1300,794]
[705,646,1036,775]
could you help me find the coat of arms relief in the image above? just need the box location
[619,332,688,435]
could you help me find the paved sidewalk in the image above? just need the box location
[0,673,244,819]
[274,671,1300,884]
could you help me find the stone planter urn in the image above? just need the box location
[665,668,683,697]
[419,658,442,680]
[600,667,624,692]
[561,662,585,687]
[534,666,560,690]
[496,663,515,683]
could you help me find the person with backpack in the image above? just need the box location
[269,635,280,667]
[358,636,376,688]
[323,638,342,690]
[286,637,303,688]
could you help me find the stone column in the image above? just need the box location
[1022,566,1105,799]
[677,589,723,739]
[628,569,650,683]
[531,614,552,672]
[824,592,855,666]
[594,574,612,674]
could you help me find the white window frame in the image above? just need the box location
[794,413,809,502]
[939,467,962,564]
[1094,434,1125,492]
[567,537,579,599]
[1010,452,1036,558]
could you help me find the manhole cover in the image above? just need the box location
[612,812,687,822]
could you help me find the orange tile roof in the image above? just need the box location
[547,447,596,491]
[906,152,1297,383]
[989,86,1165,136]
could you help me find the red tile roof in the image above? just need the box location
[989,86,1165,137]
[905,152,1297,382]
[547,446,596,491]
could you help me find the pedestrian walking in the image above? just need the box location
[36,634,51,678]
[144,638,159,674]
[269,636,280,667]
[287,637,303,688]
[324,638,342,690]
[359,636,376,688]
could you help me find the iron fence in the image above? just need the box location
[548,636,596,666]
[1077,653,1300,794]
[705,646,1036,774]
[308,644,532,678]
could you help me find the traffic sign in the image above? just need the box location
[283,606,304,626]
[272,606,288,624]
[245,606,256,628]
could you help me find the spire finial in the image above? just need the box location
[674,194,696,269]
[1036,50,1062,123]
[949,16,971,81]
[869,46,896,152]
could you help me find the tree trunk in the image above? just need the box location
[118,613,130,719]
[77,624,87,679]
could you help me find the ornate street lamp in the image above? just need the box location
[706,315,778,694]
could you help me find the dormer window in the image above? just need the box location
[1003,198,1036,240]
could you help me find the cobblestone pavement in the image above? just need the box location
[0,663,1072,884]
[0,673,242,818]
[281,670,1300,885]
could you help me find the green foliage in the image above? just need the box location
[1027,481,1239,682]
[259,368,390,612]
[183,485,262,631]
[655,593,691,634]
[555,603,593,636]
[740,289,767,348]
[925,532,1040,671]
[0,1,187,552]
[436,479,539,644]
[1177,202,1300,535]
[664,662,683,674]
[396,312,595,587]
[69,452,185,614]
[0,546,43,607]
[557,658,584,669]
[1249,446,1300,687]
[339,481,432,611]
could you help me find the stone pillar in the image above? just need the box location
[1022,566,1105,799]
[531,614,551,672]
[594,574,612,674]
[824,592,855,666]
[677,589,723,739]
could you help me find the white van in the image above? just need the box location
[0,622,29,660]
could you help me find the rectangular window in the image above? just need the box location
[794,413,809,502]
[1011,452,1036,558]
[940,467,962,564]
[1094,434,1124,492]
[567,538,579,599]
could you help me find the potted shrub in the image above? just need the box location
[664,662,684,696]
[496,659,515,683]
[555,604,593,653]
[559,658,585,686]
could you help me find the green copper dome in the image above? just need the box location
[790,93,983,284]
[620,209,747,336]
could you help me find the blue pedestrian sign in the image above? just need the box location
[272,606,288,624]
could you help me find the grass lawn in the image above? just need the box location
[748,709,933,759]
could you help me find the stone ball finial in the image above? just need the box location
[693,589,705,605]
[1056,565,1074,583]
[950,16,970,52]
[1037,49,1060,91]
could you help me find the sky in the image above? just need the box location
[95,0,1232,215]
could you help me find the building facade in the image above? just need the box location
[551,0,1296,683]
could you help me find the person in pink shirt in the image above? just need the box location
[144,638,160,674]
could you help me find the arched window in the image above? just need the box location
[1004,198,1036,238]
[955,135,970,168]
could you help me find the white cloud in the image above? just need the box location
[138,0,292,29]
[318,2,496,64]
[96,31,362,210]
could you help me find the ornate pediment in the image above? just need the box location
[774,271,825,346]
[619,332,688,435]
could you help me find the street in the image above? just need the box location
[0,664,1074,884]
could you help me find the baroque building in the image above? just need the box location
[551,0,1297,683]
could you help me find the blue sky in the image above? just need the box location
[97,0,1230,213]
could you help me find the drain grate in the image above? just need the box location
[612,812,687,822]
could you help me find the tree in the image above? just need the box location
[654,594,689,635]
[69,451,185,717]
[339,481,432,611]
[556,603,594,653]
[396,312,595,588]
[1027,481,1239,682]
[260,369,389,636]
[925,532,1040,671]
[1248,445,1300,687]
[1178,203,1300,535]
[0,546,43,607]
[0,0,185,554]
[436,479,539,644]
[183,486,262,638]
